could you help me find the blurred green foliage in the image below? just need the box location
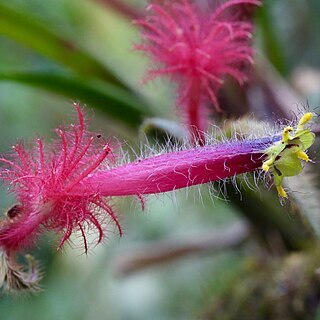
[0,0,320,319]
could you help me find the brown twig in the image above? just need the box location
[112,222,250,276]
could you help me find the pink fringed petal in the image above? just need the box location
[0,104,121,253]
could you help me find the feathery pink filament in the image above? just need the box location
[135,0,261,143]
[0,104,122,253]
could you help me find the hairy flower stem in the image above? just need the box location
[79,137,279,197]
[188,82,206,145]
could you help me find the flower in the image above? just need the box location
[0,104,122,253]
[70,115,315,200]
[261,113,315,198]
[0,107,315,254]
[135,0,261,143]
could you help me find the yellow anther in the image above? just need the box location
[262,158,274,172]
[296,150,309,162]
[262,163,270,172]
[297,112,313,132]
[276,185,287,198]
[282,126,293,143]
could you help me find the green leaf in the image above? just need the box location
[0,71,154,129]
[256,3,287,75]
[0,2,126,87]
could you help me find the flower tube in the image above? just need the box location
[79,137,278,197]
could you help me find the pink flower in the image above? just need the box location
[0,104,122,253]
[0,105,269,254]
[135,0,261,143]
[0,107,314,255]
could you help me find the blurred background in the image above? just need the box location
[0,0,320,319]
